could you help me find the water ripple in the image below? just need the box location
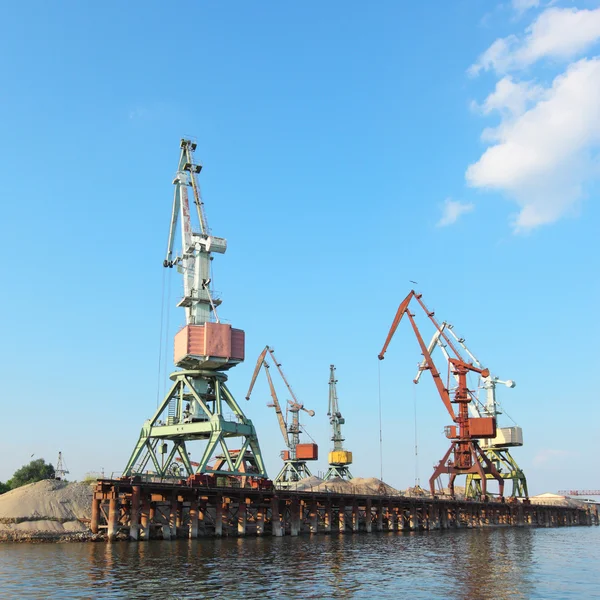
[0,527,598,599]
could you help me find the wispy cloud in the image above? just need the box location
[469,7,600,76]
[436,199,474,227]
[472,76,544,118]
[533,448,574,467]
[512,0,540,17]
[128,106,153,120]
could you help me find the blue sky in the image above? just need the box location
[1,1,599,495]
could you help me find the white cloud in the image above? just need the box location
[475,76,544,117]
[466,57,600,232]
[512,0,540,16]
[436,199,474,227]
[469,7,600,75]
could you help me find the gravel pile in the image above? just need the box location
[294,476,402,495]
[0,479,94,540]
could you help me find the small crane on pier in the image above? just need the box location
[414,321,528,499]
[379,290,505,500]
[54,452,69,481]
[246,346,318,488]
[324,365,353,480]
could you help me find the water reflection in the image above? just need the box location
[444,528,535,600]
[0,527,598,599]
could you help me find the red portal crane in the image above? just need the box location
[378,290,505,500]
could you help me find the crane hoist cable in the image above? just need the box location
[413,382,419,488]
[162,269,173,399]
[156,266,167,408]
[377,360,383,482]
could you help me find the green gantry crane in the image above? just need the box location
[123,139,267,481]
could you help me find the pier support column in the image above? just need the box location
[148,503,157,539]
[410,506,418,531]
[271,497,283,537]
[257,505,265,536]
[440,506,448,529]
[215,495,223,537]
[290,498,301,536]
[238,499,247,536]
[396,507,404,531]
[352,501,359,532]
[377,502,383,532]
[169,495,178,538]
[189,498,199,539]
[176,501,183,529]
[140,496,150,540]
[108,495,119,541]
[324,500,332,533]
[366,499,372,533]
[130,485,141,541]
[90,497,100,534]
[339,504,346,533]
[309,501,318,534]
[198,500,206,536]
[388,506,396,531]
[517,505,524,527]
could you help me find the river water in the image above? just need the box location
[0,527,598,599]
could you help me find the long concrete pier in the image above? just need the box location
[91,478,599,541]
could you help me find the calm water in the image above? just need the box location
[0,527,598,599]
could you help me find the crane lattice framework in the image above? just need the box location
[324,365,353,480]
[55,452,69,481]
[415,321,528,499]
[123,139,267,481]
[246,346,318,488]
[379,290,505,500]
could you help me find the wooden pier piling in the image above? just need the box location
[90,479,599,541]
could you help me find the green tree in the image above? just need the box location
[0,481,10,494]
[9,459,55,489]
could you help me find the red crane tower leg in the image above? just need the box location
[429,361,505,499]
[430,442,504,498]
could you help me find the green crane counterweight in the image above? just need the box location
[324,365,353,480]
[123,139,267,482]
